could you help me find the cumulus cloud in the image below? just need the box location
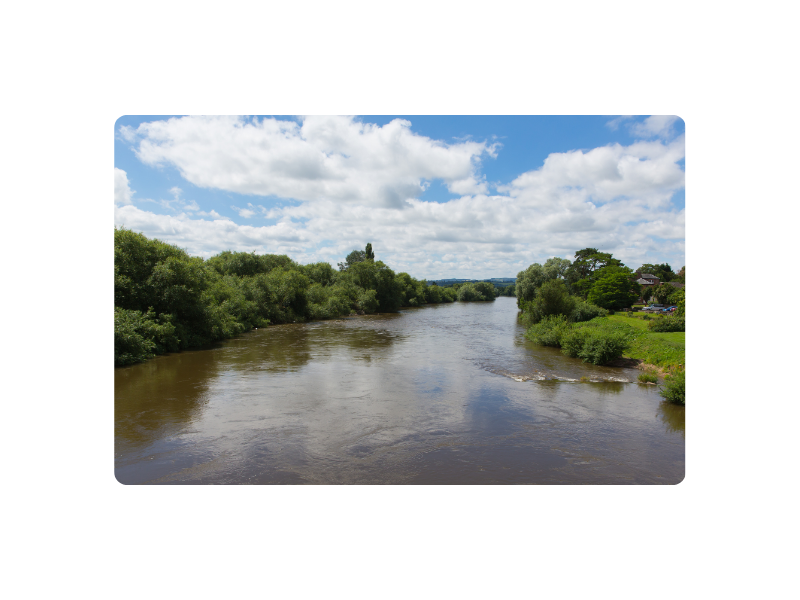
[114,168,133,205]
[115,121,685,277]
[121,116,497,209]
[115,204,308,258]
[629,115,681,139]
[605,115,633,131]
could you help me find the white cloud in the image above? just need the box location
[114,168,133,206]
[446,175,489,195]
[629,115,681,139]
[605,115,633,131]
[122,115,497,209]
[233,205,256,219]
[116,126,685,277]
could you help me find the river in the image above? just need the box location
[115,297,685,484]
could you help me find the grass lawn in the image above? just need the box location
[581,314,685,370]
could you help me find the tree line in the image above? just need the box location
[516,248,686,406]
[516,248,685,321]
[115,229,495,366]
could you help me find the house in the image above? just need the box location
[635,273,660,286]
[633,273,660,305]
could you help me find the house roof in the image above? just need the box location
[667,282,685,288]
[639,273,659,279]
[636,278,654,285]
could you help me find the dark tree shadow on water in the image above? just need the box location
[657,400,685,438]
[115,349,223,452]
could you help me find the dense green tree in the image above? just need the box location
[338,248,367,271]
[636,263,676,282]
[565,248,621,283]
[587,272,639,310]
[473,281,497,300]
[651,283,679,305]
[424,283,443,304]
[497,283,516,297]
[301,261,337,286]
[206,250,296,278]
[515,258,570,305]
[521,279,576,323]
[116,229,496,366]
[674,287,686,317]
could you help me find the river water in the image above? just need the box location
[115,297,684,484]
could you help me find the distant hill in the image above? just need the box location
[426,277,516,287]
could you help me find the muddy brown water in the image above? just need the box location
[115,297,684,484]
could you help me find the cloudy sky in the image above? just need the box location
[114,115,685,279]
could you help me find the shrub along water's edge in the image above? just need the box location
[115,229,496,367]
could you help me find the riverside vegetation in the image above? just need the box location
[115,229,497,367]
[516,248,685,405]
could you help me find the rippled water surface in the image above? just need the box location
[115,297,684,484]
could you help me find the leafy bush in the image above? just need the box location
[561,328,629,365]
[569,299,608,323]
[114,307,179,366]
[638,372,658,384]
[660,369,685,405]
[457,283,486,301]
[674,288,686,317]
[440,287,457,302]
[586,272,639,309]
[560,328,591,358]
[473,281,498,300]
[357,288,379,313]
[424,284,442,304]
[525,314,573,347]
[648,315,685,332]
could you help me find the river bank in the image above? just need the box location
[602,314,685,375]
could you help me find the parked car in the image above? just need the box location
[642,304,665,312]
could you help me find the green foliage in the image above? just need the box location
[457,283,486,301]
[473,281,497,300]
[456,281,496,302]
[636,263,675,282]
[365,243,374,261]
[338,248,367,271]
[440,287,457,302]
[206,250,296,278]
[560,327,630,365]
[523,279,576,323]
[114,307,179,366]
[302,261,337,286]
[396,272,428,307]
[565,248,622,285]
[515,258,570,305]
[648,315,685,332]
[424,283,443,304]
[497,283,516,297]
[674,288,686,317]
[357,288,379,313]
[638,372,658,384]
[587,272,639,310]
[601,314,684,369]
[525,314,572,347]
[660,369,685,405]
[651,283,678,305]
[569,299,608,322]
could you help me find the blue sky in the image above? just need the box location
[115,115,685,279]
